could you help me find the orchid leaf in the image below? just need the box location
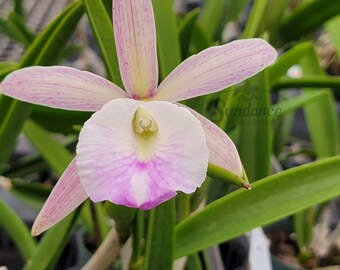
[0,198,36,261]
[294,208,315,248]
[262,0,290,45]
[21,120,81,270]
[271,91,328,117]
[0,61,18,80]
[294,47,339,246]
[30,106,91,134]
[2,178,51,209]
[186,253,204,270]
[12,0,24,16]
[237,72,271,181]
[280,0,340,41]
[24,210,81,270]
[272,76,340,91]
[267,41,313,85]
[23,120,73,175]
[20,1,84,67]
[6,11,35,46]
[144,200,175,270]
[189,23,211,54]
[105,203,136,242]
[0,1,84,173]
[83,0,123,86]
[226,0,250,22]
[178,8,200,58]
[198,0,224,41]
[326,14,340,57]
[129,211,144,269]
[152,0,181,79]
[174,155,340,258]
[300,47,339,158]
[242,0,268,38]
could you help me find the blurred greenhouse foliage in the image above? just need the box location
[0,0,339,269]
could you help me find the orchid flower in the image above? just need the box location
[0,0,277,236]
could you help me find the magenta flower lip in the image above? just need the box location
[0,0,277,236]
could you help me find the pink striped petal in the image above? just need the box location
[31,158,88,236]
[154,39,277,102]
[76,99,208,210]
[1,66,128,111]
[185,106,244,178]
[113,0,158,99]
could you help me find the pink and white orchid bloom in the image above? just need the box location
[0,0,277,236]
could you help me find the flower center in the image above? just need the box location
[132,106,158,162]
[133,106,158,135]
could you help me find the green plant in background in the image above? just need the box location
[0,0,339,269]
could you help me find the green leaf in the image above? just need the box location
[271,76,340,91]
[0,1,84,173]
[144,200,175,270]
[105,203,136,242]
[242,0,268,38]
[186,253,203,270]
[129,211,144,270]
[189,23,211,54]
[20,1,84,67]
[12,0,24,16]
[30,105,91,134]
[271,91,328,117]
[152,0,182,79]
[0,197,36,261]
[226,0,250,22]
[4,178,51,209]
[24,209,81,270]
[237,72,271,181]
[178,8,200,58]
[280,0,340,41]
[267,41,313,85]
[20,121,80,270]
[294,208,315,248]
[0,61,18,81]
[83,0,123,86]
[263,0,291,45]
[0,101,32,172]
[300,47,339,158]
[6,12,35,46]
[174,155,340,258]
[326,14,340,58]
[198,0,224,41]
[23,120,73,175]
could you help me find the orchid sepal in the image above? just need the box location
[31,159,88,236]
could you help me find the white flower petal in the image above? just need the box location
[76,99,208,210]
[185,107,244,178]
[113,0,158,99]
[1,66,127,111]
[154,39,277,102]
[32,158,88,236]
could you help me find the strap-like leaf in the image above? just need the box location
[175,155,340,258]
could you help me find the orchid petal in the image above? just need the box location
[31,158,88,236]
[1,66,128,111]
[154,39,277,102]
[76,98,208,210]
[113,0,158,99]
[184,106,244,179]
